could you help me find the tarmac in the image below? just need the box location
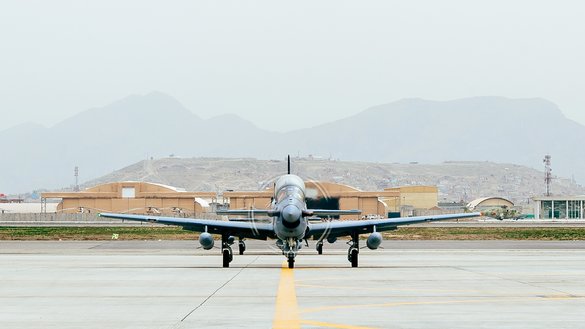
[1,240,585,328]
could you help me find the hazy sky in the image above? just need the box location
[1,0,583,132]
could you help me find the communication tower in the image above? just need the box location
[543,155,552,196]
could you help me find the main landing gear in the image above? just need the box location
[316,241,323,255]
[222,235,233,268]
[347,232,359,268]
[238,239,246,255]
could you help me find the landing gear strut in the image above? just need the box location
[316,241,323,255]
[222,235,233,268]
[282,238,298,269]
[347,232,359,267]
[238,239,246,255]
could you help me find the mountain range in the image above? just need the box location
[1,92,583,193]
[83,157,585,207]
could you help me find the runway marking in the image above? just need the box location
[296,283,480,294]
[299,319,375,329]
[273,262,300,329]
[300,296,582,314]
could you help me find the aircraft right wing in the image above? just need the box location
[98,213,275,239]
[306,212,482,239]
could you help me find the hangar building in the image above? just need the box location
[42,182,215,216]
[42,181,441,219]
[466,197,514,211]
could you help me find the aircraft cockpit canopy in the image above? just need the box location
[274,174,306,202]
[276,185,305,202]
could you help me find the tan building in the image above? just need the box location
[42,181,440,219]
[382,186,439,212]
[42,182,215,215]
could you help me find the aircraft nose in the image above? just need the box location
[282,205,301,223]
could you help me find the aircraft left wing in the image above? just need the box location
[98,213,275,239]
[307,212,481,239]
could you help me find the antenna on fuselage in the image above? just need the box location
[287,155,291,174]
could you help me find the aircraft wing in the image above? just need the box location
[98,213,275,239]
[306,212,481,239]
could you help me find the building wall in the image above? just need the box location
[338,197,359,220]
[58,198,205,215]
[45,182,213,215]
[305,181,359,198]
[44,181,440,219]
[383,186,438,210]
[227,196,273,210]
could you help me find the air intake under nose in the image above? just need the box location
[282,205,301,228]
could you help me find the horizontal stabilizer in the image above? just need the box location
[304,209,362,217]
[227,217,272,222]
[216,209,278,217]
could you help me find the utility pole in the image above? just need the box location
[543,155,552,196]
[74,166,80,192]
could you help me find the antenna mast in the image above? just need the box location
[543,155,552,196]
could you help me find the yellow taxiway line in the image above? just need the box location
[273,262,300,329]
[272,262,377,329]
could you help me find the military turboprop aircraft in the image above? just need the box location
[100,156,481,268]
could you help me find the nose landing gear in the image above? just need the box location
[279,238,299,269]
[287,254,295,269]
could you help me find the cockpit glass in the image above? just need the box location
[276,186,304,202]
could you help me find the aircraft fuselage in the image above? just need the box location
[272,174,308,241]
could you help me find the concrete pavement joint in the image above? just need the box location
[174,256,259,327]
[453,265,575,297]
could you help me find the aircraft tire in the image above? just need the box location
[317,243,323,255]
[239,242,245,255]
[223,249,231,268]
[350,249,358,268]
[287,256,295,269]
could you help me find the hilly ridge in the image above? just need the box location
[84,157,585,208]
[1,92,584,193]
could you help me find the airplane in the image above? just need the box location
[99,156,481,268]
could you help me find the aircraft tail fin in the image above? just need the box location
[287,155,290,174]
